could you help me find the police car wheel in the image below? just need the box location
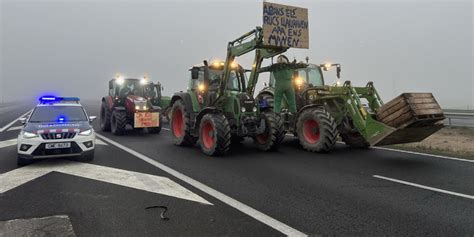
[17,156,33,166]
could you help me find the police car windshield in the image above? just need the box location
[29,106,88,122]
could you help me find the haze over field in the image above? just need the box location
[0,0,472,109]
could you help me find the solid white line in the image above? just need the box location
[0,110,32,133]
[95,139,108,146]
[96,133,307,237]
[0,139,17,149]
[373,175,474,200]
[7,126,23,132]
[371,146,474,163]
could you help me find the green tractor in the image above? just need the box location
[169,27,287,156]
[257,61,445,152]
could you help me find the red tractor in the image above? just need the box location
[100,75,163,135]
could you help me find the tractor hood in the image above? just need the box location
[23,121,91,134]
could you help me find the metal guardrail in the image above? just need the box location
[444,111,474,127]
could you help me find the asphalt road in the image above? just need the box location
[0,101,473,236]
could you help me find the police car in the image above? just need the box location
[17,96,96,166]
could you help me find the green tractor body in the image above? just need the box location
[169,27,286,156]
[257,63,444,151]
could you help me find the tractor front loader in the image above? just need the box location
[169,27,287,156]
[257,62,445,152]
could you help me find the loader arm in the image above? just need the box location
[214,27,287,105]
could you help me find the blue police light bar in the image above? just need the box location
[39,96,80,104]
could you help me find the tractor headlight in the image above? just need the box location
[135,105,140,110]
[294,77,303,86]
[198,84,206,92]
[252,106,257,112]
[78,129,93,136]
[241,107,246,113]
[309,95,314,100]
[22,131,38,139]
[143,105,148,110]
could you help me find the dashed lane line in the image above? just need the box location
[373,175,474,200]
[0,139,17,149]
[7,126,23,132]
[96,133,307,237]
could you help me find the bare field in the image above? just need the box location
[386,126,474,159]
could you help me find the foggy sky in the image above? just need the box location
[1,0,472,109]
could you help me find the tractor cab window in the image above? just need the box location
[227,71,240,91]
[295,69,308,87]
[307,68,324,87]
[118,80,141,97]
[143,84,158,98]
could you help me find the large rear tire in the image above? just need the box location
[296,107,338,152]
[198,113,231,156]
[111,110,127,136]
[171,100,197,146]
[253,112,285,151]
[100,101,111,132]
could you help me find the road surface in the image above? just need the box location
[0,101,473,236]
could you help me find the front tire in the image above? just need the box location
[78,152,95,162]
[100,101,111,132]
[253,112,285,151]
[170,100,197,146]
[198,113,231,156]
[111,110,127,136]
[296,107,338,152]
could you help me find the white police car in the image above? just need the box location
[17,96,96,166]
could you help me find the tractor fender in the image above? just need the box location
[194,107,220,131]
[296,104,325,120]
[102,96,114,111]
[171,92,196,124]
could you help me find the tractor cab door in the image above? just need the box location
[109,79,117,97]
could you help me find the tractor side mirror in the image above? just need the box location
[19,117,27,125]
[191,68,199,79]
[336,66,341,79]
[109,80,114,89]
[88,116,97,123]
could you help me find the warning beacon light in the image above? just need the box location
[39,96,80,104]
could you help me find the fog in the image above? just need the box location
[1,0,472,109]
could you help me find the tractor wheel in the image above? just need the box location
[148,115,163,134]
[296,107,338,152]
[100,101,111,132]
[171,100,197,146]
[198,113,231,156]
[253,112,285,151]
[110,110,127,136]
[340,131,370,149]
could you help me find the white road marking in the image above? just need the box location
[95,139,108,146]
[0,160,211,205]
[96,133,307,237]
[0,215,76,237]
[0,139,17,149]
[373,175,474,200]
[7,126,23,132]
[370,146,474,163]
[0,110,32,133]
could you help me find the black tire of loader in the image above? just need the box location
[170,100,197,146]
[100,101,111,132]
[296,107,338,152]
[253,112,285,151]
[198,113,231,156]
[340,132,370,149]
[111,110,127,136]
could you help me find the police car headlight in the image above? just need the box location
[22,131,38,139]
[78,129,93,136]
[241,107,246,113]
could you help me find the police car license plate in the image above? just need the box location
[45,142,71,149]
